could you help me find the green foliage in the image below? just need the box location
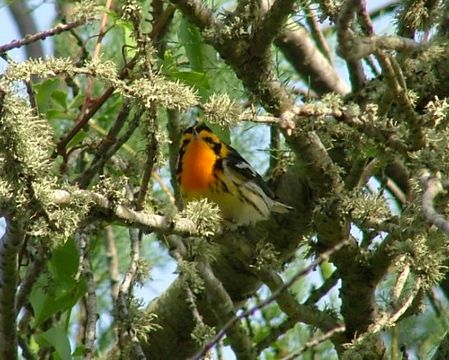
[4,0,449,359]
[30,239,87,327]
[35,326,72,360]
[128,299,162,342]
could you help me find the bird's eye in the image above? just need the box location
[203,136,215,144]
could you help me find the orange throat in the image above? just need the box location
[180,138,217,193]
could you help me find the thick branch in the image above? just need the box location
[0,218,25,360]
[49,189,197,235]
[276,27,349,95]
[194,240,348,359]
[197,260,255,359]
[169,0,219,31]
[252,0,296,56]
[420,171,449,234]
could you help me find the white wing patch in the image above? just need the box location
[234,161,258,178]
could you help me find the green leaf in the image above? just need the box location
[51,90,68,109]
[47,110,74,122]
[68,93,85,110]
[30,239,87,327]
[35,327,72,360]
[30,278,87,328]
[66,129,88,149]
[116,18,137,58]
[171,71,210,91]
[179,18,205,71]
[320,261,334,279]
[48,238,79,281]
[33,78,61,114]
[72,345,85,357]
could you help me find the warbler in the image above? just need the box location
[176,123,293,225]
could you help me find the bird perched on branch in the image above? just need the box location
[176,123,293,225]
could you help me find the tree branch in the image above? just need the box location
[275,27,350,95]
[6,1,44,58]
[105,226,120,300]
[0,19,86,55]
[197,259,256,359]
[347,277,421,350]
[281,325,346,360]
[77,231,98,359]
[252,0,296,56]
[169,0,219,31]
[193,239,348,359]
[76,103,138,188]
[116,228,146,359]
[420,171,449,234]
[16,247,48,311]
[0,217,25,360]
[49,189,197,235]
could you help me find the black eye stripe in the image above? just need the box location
[181,138,190,149]
[212,142,222,154]
[203,136,215,144]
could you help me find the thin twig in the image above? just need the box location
[119,229,140,295]
[105,226,120,300]
[255,316,299,354]
[80,114,175,204]
[239,107,409,155]
[192,239,349,359]
[255,270,340,354]
[304,4,333,63]
[257,269,342,331]
[0,19,87,55]
[16,247,48,311]
[391,262,410,304]
[350,277,421,348]
[117,228,146,359]
[77,231,97,360]
[152,171,176,205]
[55,5,176,158]
[350,0,424,149]
[166,234,255,359]
[168,237,207,340]
[76,103,136,188]
[136,110,159,210]
[7,1,44,59]
[197,259,256,359]
[304,270,340,306]
[83,0,113,108]
[281,325,346,360]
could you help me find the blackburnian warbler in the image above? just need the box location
[176,123,293,225]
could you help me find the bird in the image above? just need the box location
[176,123,293,225]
